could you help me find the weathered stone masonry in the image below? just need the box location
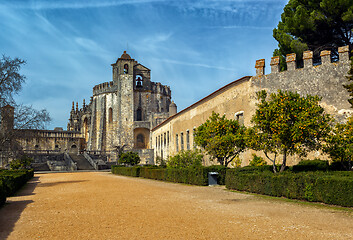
[151,46,351,166]
[68,51,177,163]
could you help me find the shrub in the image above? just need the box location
[0,169,34,198]
[226,170,353,207]
[167,149,203,169]
[0,179,6,207]
[292,159,329,172]
[111,165,141,177]
[329,161,353,171]
[118,152,140,166]
[249,154,267,166]
[155,156,167,167]
[10,155,33,170]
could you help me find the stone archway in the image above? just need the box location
[134,128,150,149]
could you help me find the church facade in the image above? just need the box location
[68,51,177,163]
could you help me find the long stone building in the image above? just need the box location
[151,46,352,166]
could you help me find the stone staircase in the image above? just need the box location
[69,154,95,170]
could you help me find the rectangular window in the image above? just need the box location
[193,128,196,148]
[235,111,244,126]
[156,137,157,149]
[180,132,184,150]
[158,135,160,148]
[164,133,166,146]
[186,130,190,150]
[167,131,169,147]
[176,134,179,152]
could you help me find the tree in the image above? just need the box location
[273,0,353,70]
[248,90,332,173]
[0,55,51,166]
[249,154,267,167]
[324,116,353,171]
[167,149,203,168]
[10,155,33,170]
[0,55,26,106]
[118,151,140,166]
[194,111,246,167]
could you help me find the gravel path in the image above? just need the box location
[0,172,352,240]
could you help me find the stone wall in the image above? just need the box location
[151,46,351,166]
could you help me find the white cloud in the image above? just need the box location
[155,58,237,71]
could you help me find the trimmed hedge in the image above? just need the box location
[292,159,329,172]
[0,179,6,206]
[0,169,34,207]
[111,165,228,186]
[226,170,353,207]
[111,165,141,177]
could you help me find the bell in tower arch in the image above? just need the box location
[124,64,129,74]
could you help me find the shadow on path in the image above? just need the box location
[0,176,40,239]
[39,180,88,188]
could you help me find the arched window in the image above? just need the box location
[124,64,129,74]
[109,108,113,123]
[71,145,77,149]
[136,108,142,121]
[135,75,143,88]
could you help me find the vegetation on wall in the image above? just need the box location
[194,111,246,167]
[247,90,332,172]
[273,0,353,70]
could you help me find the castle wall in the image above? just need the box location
[16,130,84,153]
[252,46,351,121]
[151,46,352,166]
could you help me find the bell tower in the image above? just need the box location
[112,51,135,149]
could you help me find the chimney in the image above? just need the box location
[1,105,15,134]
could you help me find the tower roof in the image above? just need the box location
[120,51,131,60]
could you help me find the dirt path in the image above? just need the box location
[0,172,352,240]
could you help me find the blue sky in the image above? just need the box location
[0,0,288,129]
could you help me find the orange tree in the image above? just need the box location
[247,90,332,173]
[324,116,353,171]
[194,112,246,167]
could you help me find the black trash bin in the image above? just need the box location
[208,172,219,186]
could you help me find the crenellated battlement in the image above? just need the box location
[255,45,350,76]
[93,81,115,95]
[151,82,171,96]
[251,45,351,117]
